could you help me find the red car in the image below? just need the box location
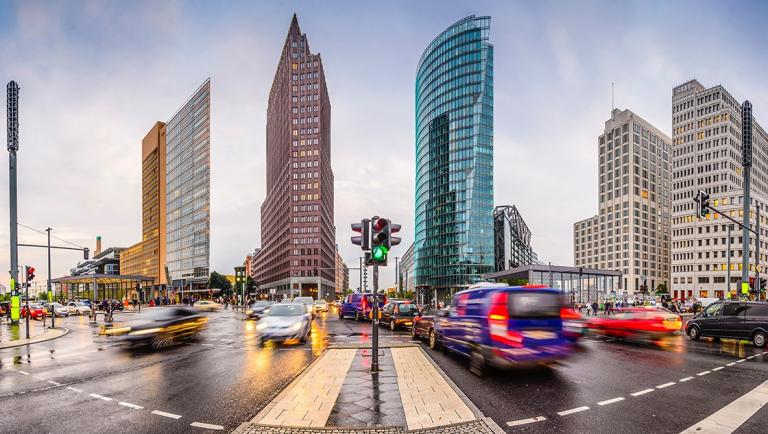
[586,307,682,338]
[561,307,585,341]
[21,303,47,320]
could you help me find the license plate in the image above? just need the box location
[523,331,556,339]
[403,322,412,326]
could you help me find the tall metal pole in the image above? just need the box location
[757,204,761,300]
[727,224,732,295]
[371,263,379,372]
[47,228,54,328]
[8,81,20,324]
[742,101,753,295]
[358,257,362,292]
[24,267,30,339]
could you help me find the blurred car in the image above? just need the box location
[66,302,91,315]
[314,299,328,313]
[194,300,222,312]
[47,302,70,317]
[686,300,768,347]
[21,304,47,320]
[293,296,315,317]
[100,307,208,348]
[246,301,273,319]
[411,305,438,341]
[338,293,387,321]
[256,303,311,344]
[378,301,419,330]
[0,301,9,316]
[110,300,124,311]
[561,307,585,342]
[431,285,573,376]
[586,307,682,339]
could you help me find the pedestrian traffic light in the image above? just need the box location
[26,266,35,282]
[351,219,371,250]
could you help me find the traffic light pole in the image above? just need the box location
[742,166,752,290]
[47,228,54,328]
[24,267,30,339]
[8,81,20,325]
[727,224,732,294]
[371,263,379,372]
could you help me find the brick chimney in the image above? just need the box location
[95,235,102,256]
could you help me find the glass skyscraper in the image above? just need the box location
[414,16,494,296]
[165,79,211,288]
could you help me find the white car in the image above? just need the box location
[314,299,328,312]
[48,303,70,317]
[67,302,91,315]
[194,300,222,312]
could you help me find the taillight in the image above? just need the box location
[561,307,580,320]
[488,292,523,347]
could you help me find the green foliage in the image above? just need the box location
[500,278,528,286]
[246,276,258,293]
[208,271,232,293]
[655,283,669,294]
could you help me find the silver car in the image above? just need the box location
[256,303,311,344]
[48,302,69,317]
[67,302,91,315]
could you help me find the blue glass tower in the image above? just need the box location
[414,16,494,297]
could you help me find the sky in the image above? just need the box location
[1,0,767,293]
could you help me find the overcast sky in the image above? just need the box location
[1,0,767,292]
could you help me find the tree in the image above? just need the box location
[246,276,258,293]
[655,283,669,295]
[208,271,232,294]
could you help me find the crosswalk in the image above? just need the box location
[681,379,768,434]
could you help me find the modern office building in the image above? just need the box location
[398,243,415,294]
[670,79,768,299]
[574,108,672,296]
[165,79,211,290]
[494,205,538,271]
[120,122,168,294]
[252,15,336,300]
[334,247,349,296]
[413,16,494,300]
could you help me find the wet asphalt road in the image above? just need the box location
[0,307,412,433]
[420,332,768,434]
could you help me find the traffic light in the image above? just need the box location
[84,247,90,260]
[695,190,710,218]
[369,217,402,266]
[26,266,35,282]
[351,219,371,250]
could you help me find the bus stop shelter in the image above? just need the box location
[51,274,155,303]
[484,264,623,305]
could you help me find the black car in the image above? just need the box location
[246,301,273,319]
[686,300,768,347]
[101,307,208,348]
[411,305,438,343]
[378,301,419,331]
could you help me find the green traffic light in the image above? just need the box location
[371,245,388,262]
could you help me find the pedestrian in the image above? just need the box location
[586,302,591,316]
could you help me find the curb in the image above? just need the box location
[329,342,420,349]
[0,327,70,350]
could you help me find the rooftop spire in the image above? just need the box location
[289,13,301,36]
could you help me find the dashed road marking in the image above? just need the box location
[712,367,724,371]
[33,376,44,380]
[89,393,113,401]
[190,422,224,430]
[118,402,144,410]
[631,388,655,397]
[18,370,29,375]
[47,380,62,386]
[680,377,694,382]
[201,343,215,347]
[737,359,747,363]
[557,406,590,416]
[657,382,675,389]
[697,371,711,376]
[152,410,182,420]
[747,355,755,359]
[507,416,547,426]
[597,397,625,406]
[66,386,82,393]
[727,362,737,366]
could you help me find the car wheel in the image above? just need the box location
[411,325,419,340]
[75,310,80,315]
[753,331,767,347]
[390,320,396,331]
[428,329,440,350]
[355,311,361,322]
[338,310,343,320]
[470,348,487,377]
[688,325,701,341]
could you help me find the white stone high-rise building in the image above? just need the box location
[574,108,672,297]
[670,79,768,300]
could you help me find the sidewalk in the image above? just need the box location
[234,345,503,434]
[0,320,70,349]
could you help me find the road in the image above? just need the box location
[0,307,411,432]
[3,308,768,433]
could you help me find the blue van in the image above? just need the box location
[338,293,387,321]
[431,284,572,376]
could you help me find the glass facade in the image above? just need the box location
[414,16,494,292]
[165,79,211,286]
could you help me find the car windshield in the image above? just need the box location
[397,303,418,316]
[76,303,88,306]
[294,297,313,305]
[508,292,561,318]
[29,304,41,309]
[268,304,305,316]
[253,301,271,307]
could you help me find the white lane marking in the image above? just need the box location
[681,378,768,433]
[657,382,675,389]
[507,416,547,427]
[118,402,144,410]
[47,380,62,386]
[597,397,625,406]
[631,388,655,397]
[727,362,737,366]
[680,377,694,382]
[201,343,215,347]
[747,355,755,359]
[66,386,82,393]
[190,422,224,430]
[712,367,725,371]
[152,410,182,419]
[737,359,747,363]
[18,370,29,375]
[697,371,711,376]
[33,376,44,380]
[557,406,590,416]
[89,393,112,401]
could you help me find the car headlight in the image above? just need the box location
[129,327,162,336]
[256,323,267,330]
[291,322,302,331]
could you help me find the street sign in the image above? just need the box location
[270,288,276,294]
[742,282,750,294]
